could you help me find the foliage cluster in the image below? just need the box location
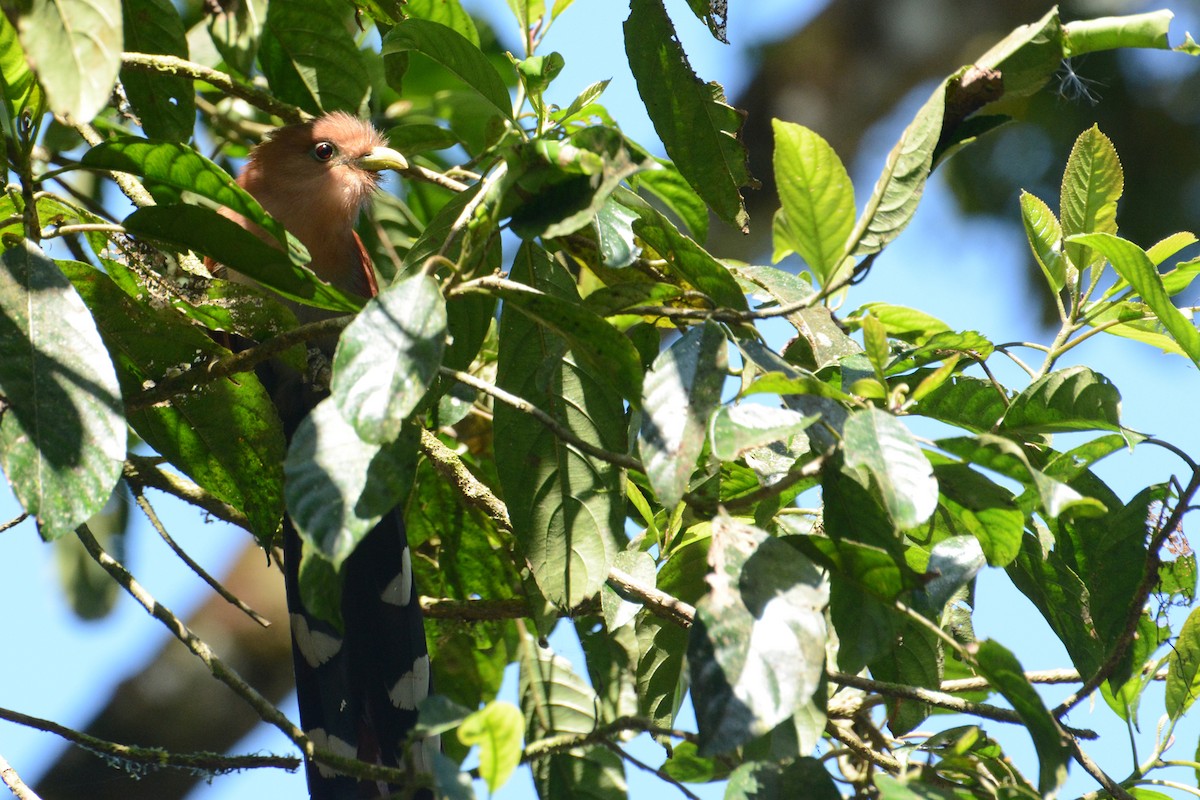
[3,1,1200,798]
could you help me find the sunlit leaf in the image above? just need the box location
[18,0,121,121]
[842,408,937,529]
[1060,125,1123,271]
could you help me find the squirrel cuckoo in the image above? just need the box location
[216,112,434,799]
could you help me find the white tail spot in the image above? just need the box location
[387,653,430,710]
[290,613,342,667]
[380,547,413,607]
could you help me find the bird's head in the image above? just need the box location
[240,111,408,234]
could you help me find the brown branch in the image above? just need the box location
[0,752,41,800]
[522,716,695,762]
[130,485,271,627]
[0,512,29,534]
[418,429,511,532]
[607,567,696,629]
[0,705,299,777]
[1069,736,1135,800]
[123,455,250,530]
[419,596,530,621]
[825,719,903,772]
[127,316,351,412]
[600,740,701,800]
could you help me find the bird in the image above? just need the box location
[214,112,435,799]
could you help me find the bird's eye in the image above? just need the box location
[312,141,336,162]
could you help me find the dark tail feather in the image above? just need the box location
[265,359,435,799]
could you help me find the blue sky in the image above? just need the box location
[3,1,1200,798]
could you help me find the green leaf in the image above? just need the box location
[82,138,291,246]
[601,550,656,631]
[520,634,627,799]
[1063,10,1173,54]
[18,0,121,121]
[931,463,1023,567]
[1060,125,1123,271]
[0,13,44,132]
[938,435,1106,520]
[974,640,1070,795]
[331,275,446,444]
[1072,232,1200,364]
[120,0,194,141]
[870,616,941,734]
[121,205,360,312]
[709,404,816,462]
[1147,231,1198,268]
[0,246,125,540]
[842,408,937,530]
[626,196,748,310]
[724,758,840,800]
[493,244,623,607]
[1019,190,1065,292]
[285,402,418,567]
[506,127,655,240]
[912,376,1008,434]
[1001,365,1122,434]
[689,514,828,755]
[624,0,752,232]
[457,701,524,793]
[1167,603,1200,720]
[639,321,726,508]
[630,157,709,242]
[771,120,855,284]
[382,18,513,121]
[403,0,480,46]
[206,0,266,76]
[61,259,284,541]
[489,278,643,407]
[259,0,369,115]
[849,81,945,257]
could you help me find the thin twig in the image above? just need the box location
[441,368,642,471]
[522,716,695,762]
[0,513,28,534]
[0,705,298,777]
[123,455,250,530]
[825,719,903,772]
[601,740,702,800]
[0,752,41,800]
[1069,736,1135,800]
[419,596,531,621]
[131,486,271,627]
[607,567,695,629]
[127,316,351,411]
[121,53,305,123]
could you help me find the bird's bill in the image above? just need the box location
[358,145,408,172]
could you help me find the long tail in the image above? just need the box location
[283,511,434,799]
[265,359,434,799]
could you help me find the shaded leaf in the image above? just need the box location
[974,640,1070,795]
[849,81,945,257]
[724,758,840,800]
[285,402,418,567]
[520,635,627,799]
[493,243,623,607]
[18,0,121,121]
[382,18,513,120]
[0,246,125,539]
[122,205,360,312]
[332,274,447,444]
[843,408,937,529]
[120,0,193,141]
[61,259,282,541]
[639,321,727,507]
[259,0,370,115]
[709,404,816,462]
[689,515,828,755]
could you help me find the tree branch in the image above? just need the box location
[120,53,305,124]
[0,705,299,777]
[126,316,351,412]
[0,752,42,800]
[123,455,250,530]
[522,716,695,762]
